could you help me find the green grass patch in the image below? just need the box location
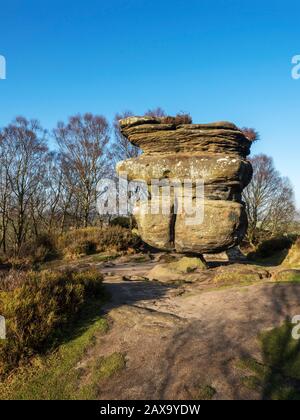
[241,375,262,390]
[194,385,216,400]
[91,352,126,381]
[0,297,122,400]
[236,322,300,400]
[91,253,120,263]
[236,357,269,377]
[273,271,300,283]
[79,353,126,399]
[214,272,258,285]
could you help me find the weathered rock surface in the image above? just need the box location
[119,118,251,156]
[117,116,253,254]
[97,264,300,400]
[147,256,207,283]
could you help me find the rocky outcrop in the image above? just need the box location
[117,116,253,254]
[147,256,207,283]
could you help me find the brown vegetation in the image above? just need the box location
[0,268,104,376]
[282,238,300,268]
[58,226,140,259]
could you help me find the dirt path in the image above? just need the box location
[89,261,300,400]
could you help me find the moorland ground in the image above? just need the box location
[2,248,300,400]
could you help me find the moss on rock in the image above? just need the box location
[147,256,207,283]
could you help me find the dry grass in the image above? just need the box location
[0,270,28,292]
[59,226,140,259]
[161,113,192,125]
[272,269,300,283]
[283,239,300,268]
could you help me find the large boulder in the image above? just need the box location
[117,116,253,254]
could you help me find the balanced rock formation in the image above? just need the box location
[117,116,253,254]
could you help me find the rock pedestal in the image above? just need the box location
[117,117,253,254]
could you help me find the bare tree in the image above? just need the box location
[112,111,140,163]
[0,117,49,255]
[292,211,300,233]
[54,113,111,228]
[32,152,64,234]
[243,154,296,245]
[0,131,11,253]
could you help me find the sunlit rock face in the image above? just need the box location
[117,117,253,254]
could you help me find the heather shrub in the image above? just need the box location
[0,270,28,292]
[33,233,59,262]
[110,216,137,229]
[59,226,139,259]
[72,270,104,298]
[97,225,139,251]
[258,237,293,258]
[9,233,59,265]
[0,268,104,376]
[68,240,97,258]
[162,113,192,125]
[248,236,293,260]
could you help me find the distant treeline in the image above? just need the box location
[0,108,298,259]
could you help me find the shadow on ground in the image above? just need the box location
[102,280,177,312]
[94,265,300,400]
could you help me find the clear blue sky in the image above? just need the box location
[0,0,299,206]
